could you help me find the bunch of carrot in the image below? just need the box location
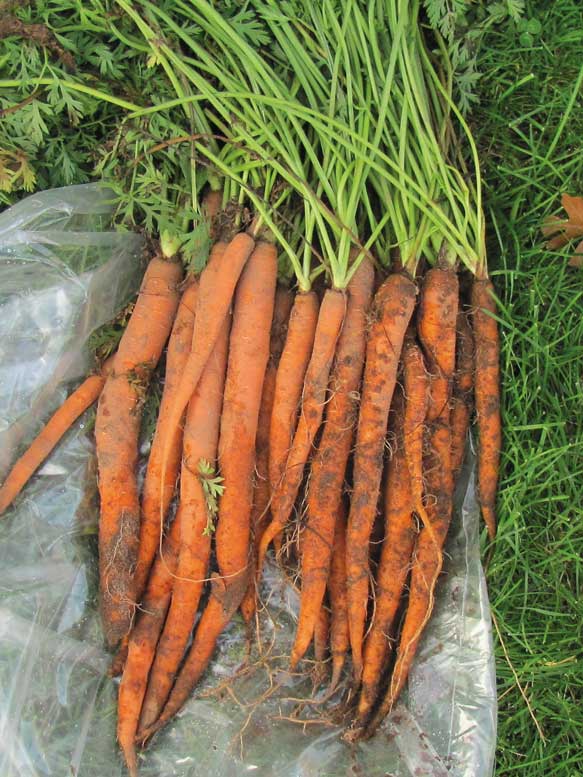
[0,0,503,774]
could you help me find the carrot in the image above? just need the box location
[157,232,255,550]
[140,240,277,740]
[0,356,114,516]
[366,420,452,737]
[96,256,182,649]
[356,389,416,727]
[133,281,198,603]
[291,259,374,667]
[471,278,501,540]
[241,287,293,622]
[138,312,230,731]
[346,272,417,683]
[314,604,330,663]
[268,291,319,497]
[328,503,349,694]
[402,333,430,531]
[258,288,346,570]
[451,308,475,478]
[117,514,182,777]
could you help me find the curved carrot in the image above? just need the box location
[117,515,182,777]
[241,287,293,622]
[140,240,277,740]
[451,308,474,477]
[138,313,230,731]
[346,272,417,683]
[258,289,346,570]
[291,259,374,667]
[356,389,416,727]
[0,356,114,516]
[268,291,319,496]
[471,278,501,539]
[328,503,349,694]
[366,419,452,736]
[133,281,198,603]
[96,256,182,648]
[157,232,255,553]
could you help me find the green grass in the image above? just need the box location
[472,1,583,773]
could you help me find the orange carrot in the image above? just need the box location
[133,281,198,603]
[291,259,374,667]
[366,420,452,736]
[471,278,501,540]
[451,308,475,478]
[328,503,349,694]
[139,240,277,740]
[96,256,182,648]
[117,515,182,777]
[268,291,319,497]
[357,389,416,726]
[346,272,417,683]
[314,604,330,663]
[402,333,430,531]
[258,289,346,570]
[138,312,230,731]
[157,232,255,550]
[0,356,114,516]
[241,287,294,622]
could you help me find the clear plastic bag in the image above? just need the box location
[0,186,497,777]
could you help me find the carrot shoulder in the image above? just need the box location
[96,255,182,649]
[346,272,417,683]
[134,281,198,602]
[471,278,501,539]
[291,259,374,667]
[0,356,114,516]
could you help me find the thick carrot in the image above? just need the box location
[96,256,182,649]
[366,420,452,737]
[346,272,417,683]
[157,232,255,549]
[268,291,319,496]
[0,356,114,516]
[140,242,277,739]
[258,289,347,570]
[402,333,430,531]
[356,389,416,727]
[241,287,293,622]
[328,503,349,694]
[133,281,198,603]
[471,279,501,540]
[117,514,182,777]
[291,259,374,667]
[138,312,230,731]
[451,308,475,478]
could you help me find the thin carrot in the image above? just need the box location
[117,514,182,777]
[138,312,230,731]
[133,281,198,603]
[0,356,114,516]
[241,286,293,622]
[328,503,349,694]
[366,420,452,737]
[291,259,374,667]
[402,333,430,531]
[356,388,416,727]
[140,239,277,740]
[157,232,255,551]
[268,291,319,498]
[314,604,330,664]
[96,256,182,649]
[346,272,417,683]
[471,278,501,540]
[258,288,346,570]
[451,308,475,478]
